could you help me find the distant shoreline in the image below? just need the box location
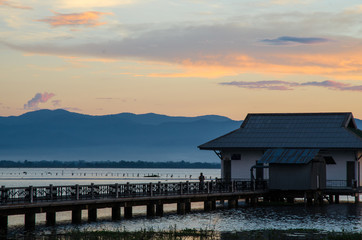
[0,160,220,169]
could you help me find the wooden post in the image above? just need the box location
[115,183,119,198]
[72,208,82,224]
[204,200,212,211]
[156,201,164,216]
[29,186,34,203]
[149,183,153,197]
[211,200,216,210]
[335,195,339,204]
[177,202,186,215]
[91,183,95,199]
[328,195,334,204]
[287,197,294,204]
[46,211,56,226]
[112,203,121,221]
[185,200,191,213]
[245,198,249,204]
[0,215,8,236]
[355,193,360,203]
[88,207,97,222]
[75,184,79,200]
[124,205,133,219]
[25,212,36,231]
[228,199,236,209]
[147,203,155,217]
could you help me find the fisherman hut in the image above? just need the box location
[198,113,362,190]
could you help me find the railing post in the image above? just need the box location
[126,182,130,196]
[29,186,34,203]
[158,181,162,195]
[91,183,94,199]
[180,182,183,195]
[210,180,213,193]
[149,183,153,197]
[76,184,80,200]
[207,182,210,194]
[49,184,53,200]
[1,186,5,204]
[186,181,189,194]
[115,183,119,198]
[232,181,235,192]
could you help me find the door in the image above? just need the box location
[255,161,264,180]
[223,160,231,180]
[347,161,355,187]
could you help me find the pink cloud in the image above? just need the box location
[36,11,113,27]
[0,0,32,9]
[220,80,362,91]
[24,92,55,109]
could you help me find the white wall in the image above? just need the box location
[223,150,265,179]
[326,150,356,181]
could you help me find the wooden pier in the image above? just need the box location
[0,180,267,235]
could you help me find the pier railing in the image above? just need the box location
[0,180,268,205]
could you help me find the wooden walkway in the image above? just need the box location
[0,180,268,234]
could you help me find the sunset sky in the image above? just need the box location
[1,0,362,120]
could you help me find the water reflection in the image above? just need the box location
[6,202,362,238]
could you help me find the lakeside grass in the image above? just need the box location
[10,228,362,240]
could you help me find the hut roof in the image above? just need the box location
[198,112,362,150]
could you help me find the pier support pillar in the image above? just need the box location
[147,203,155,217]
[0,215,8,236]
[250,197,257,206]
[46,211,56,226]
[204,200,212,211]
[112,204,121,221]
[220,199,225,206]
[177,202,186,215]
[156,202,164,216]
[328,195,334,204]
[245,198,250,204]
[355,194,360,203]
[287,198,294,204]
[72,208,82,224]
[185,200,191,213]
[124,206,133,219]
[335,195,339,204]
[88,207,97,222]
[307,198,313,205]
[211,200,216,210]
[25,212,36,231]
[228,199,237,209]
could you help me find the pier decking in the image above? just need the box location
[0,180,267,234]
[1,179,361,236]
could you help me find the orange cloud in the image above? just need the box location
[37,11,113,27]
[0,0,32,9]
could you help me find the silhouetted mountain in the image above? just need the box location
[1,110,361,162]
[0,109,241,162]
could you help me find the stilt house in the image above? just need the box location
[198,113,362,190]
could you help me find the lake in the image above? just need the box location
[1,168,362,238]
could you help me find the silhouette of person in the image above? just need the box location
[199,172,205,191]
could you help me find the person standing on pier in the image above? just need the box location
[199,172,205,191]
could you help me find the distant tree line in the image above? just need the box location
[0,160,220,169]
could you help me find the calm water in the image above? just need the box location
[2,168,362,237]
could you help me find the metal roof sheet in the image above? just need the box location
[258,148,320,164]
[198,112,362,150]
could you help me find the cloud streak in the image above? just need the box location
[261,36,329,45]
[0,0,32,9]
[220,80,362,91]
[24,92,55,110]
[37,11,113,27]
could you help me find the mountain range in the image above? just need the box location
[0,109,241,162]
[0,109,361,162]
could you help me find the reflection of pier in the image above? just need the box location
[0,180,267,234]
